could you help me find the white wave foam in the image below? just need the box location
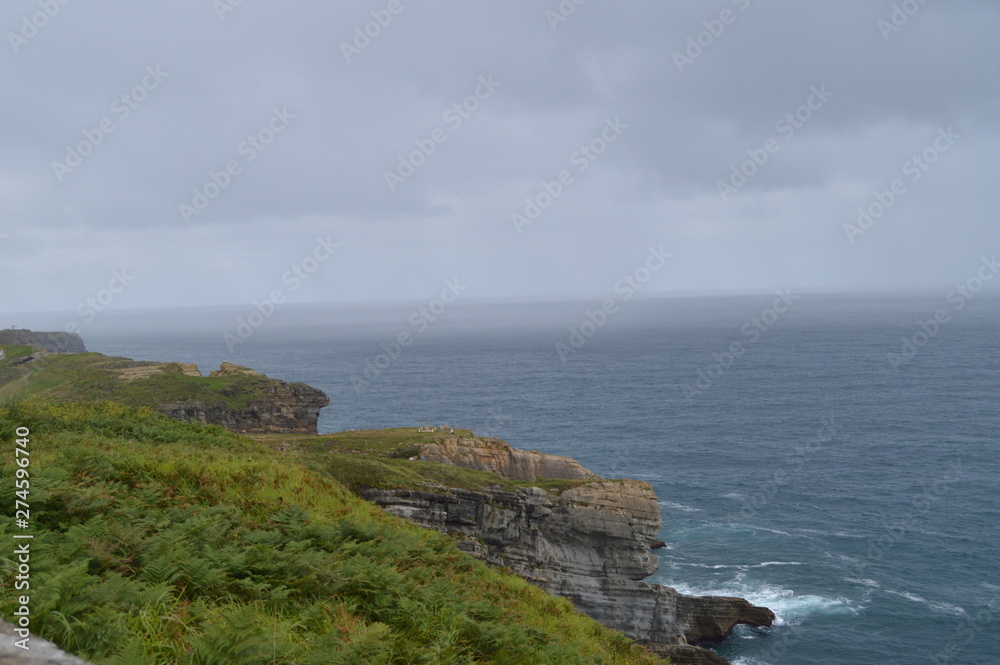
[745,525,794,537]
[884,589,928,604]
[844,577,881,589]
[867,585,967,617]
[668,575,858,626]
[676,561,802,571]
[789,526,866,539]
[659,500,701,513]
[929,601,966,617]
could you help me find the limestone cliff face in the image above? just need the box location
[418,436,601,481]
[160,363,330,434]
[0,329,86,353]
[365,476,774,663]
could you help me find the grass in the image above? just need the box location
[0,344,37,362]
[252,429,597,495]
[0,353,275,410]
[0,402,666,665]
[253,427,475,457]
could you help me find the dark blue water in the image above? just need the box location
[30,293,1000,664]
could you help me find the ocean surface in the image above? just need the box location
[23,293,1000,664]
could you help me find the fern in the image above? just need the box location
[101,639,162,665]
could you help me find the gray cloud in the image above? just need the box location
[2,0,998,313]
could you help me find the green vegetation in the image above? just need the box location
[0,354,273,409]
[253,430,597,496]
[0,402,664,664]
[0,344,37,363]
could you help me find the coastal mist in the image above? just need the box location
[78,293,1000,664]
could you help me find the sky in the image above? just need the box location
[2,0,999,315]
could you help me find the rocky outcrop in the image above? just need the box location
[0,620,94,664]
[0,329,86,354]
[418,436,600,481]
[161,363,329,434]
[365,477,774,662]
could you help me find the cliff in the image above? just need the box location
[363,438,775,664]
[419,435,601,481]
[0,328,85,353]
[161,362,330,434]
[0,353,329,435]
[0,402,667,665]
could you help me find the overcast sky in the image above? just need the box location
[3,0,998,314]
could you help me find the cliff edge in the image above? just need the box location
[0,328,85,354]
[161,362,330,434]
[360,435,774,664]
[0,352,329,435]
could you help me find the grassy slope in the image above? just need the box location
[0,352,273,409]
[0,345,36,362]
[0,402,664,665]
[252,429,594,495]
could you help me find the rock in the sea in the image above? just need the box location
[675,595,777,645]
[657,644,730,665]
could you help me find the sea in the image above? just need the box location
[18,292,1000,664]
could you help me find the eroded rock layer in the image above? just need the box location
[162,363,329,434]
[365,474,774,662]
[418,436,601,481]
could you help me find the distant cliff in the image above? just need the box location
[364,436,775,664]
[0,353,329,435]
[161,362,329,434]
[0,328,86,353]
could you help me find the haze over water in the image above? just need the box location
[18,292,1000,664]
